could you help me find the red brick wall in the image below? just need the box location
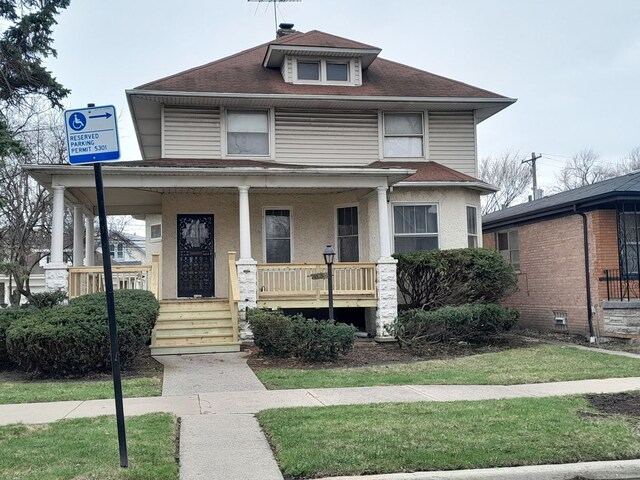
[590,210,618,301]
[483,215,590,335]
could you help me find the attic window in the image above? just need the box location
[327,62,348,81]
[293,58,353,85]
[297,61,319,80]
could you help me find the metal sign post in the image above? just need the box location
[64,104,127,467]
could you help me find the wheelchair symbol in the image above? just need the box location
[69,112,86,131]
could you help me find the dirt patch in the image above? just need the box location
[246,334,534,371]
[586,392,640,417]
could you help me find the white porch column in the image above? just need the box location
[375,186,398,340]
[85,216,95,266]
[236,185,257,340]
[44,186,68,291]
[72,205,84,267]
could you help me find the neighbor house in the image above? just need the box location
[483,171,640,340]
[26,27,514,354]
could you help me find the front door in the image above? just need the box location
[177,214,214,297]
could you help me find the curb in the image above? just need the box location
[316,459,640,480]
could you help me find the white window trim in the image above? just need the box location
[466,204,479,248]
[150,223,162,243]
[335,204,361,263]
[390,202,440,253]
[379,111,428,160]
[262,207,294,263]
[221,107,275,160]
[292,57,358,86]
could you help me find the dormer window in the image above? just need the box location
[293,58,354,85]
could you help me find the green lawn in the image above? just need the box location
[256,345,640,389]
[258,395,640,478]
[0,413,178,480]
[0,377,162,405]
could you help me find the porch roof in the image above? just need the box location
[23,161,416,216]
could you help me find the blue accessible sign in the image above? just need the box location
[64,105,120,164]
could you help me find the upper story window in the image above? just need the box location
[110,242,125,261]
[383,112,424,158]
[294,58,352,85]
[226,110,269,156]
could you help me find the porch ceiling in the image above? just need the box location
[24,163,405,215]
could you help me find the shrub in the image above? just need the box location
[28,289,67,308]
[393,248,518,310]
[6,290,159,376]
[247,309,296,357]
[247,309,357,361]
[0,306,38,366]
[390,303,519,350]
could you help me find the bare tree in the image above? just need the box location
[479,151,533,215]
[554,149,616,192]
[612,146,640,176]
[0,105,67,305]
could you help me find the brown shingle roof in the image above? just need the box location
[368,161,484,183]
[136,30,504,99]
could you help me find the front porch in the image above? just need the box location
[67,251,381,354]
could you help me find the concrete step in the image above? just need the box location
[151,342,240,355]
[158,310,232,321]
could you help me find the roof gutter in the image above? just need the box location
[576,205,596,341]
[395,180,498,194]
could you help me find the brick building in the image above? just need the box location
[482,172,640,340]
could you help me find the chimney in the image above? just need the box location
[277,23,297,38]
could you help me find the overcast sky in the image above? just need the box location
[47,0,640,192]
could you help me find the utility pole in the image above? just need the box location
[522,152,542,200]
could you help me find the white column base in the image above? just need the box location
[375,257,398,341]
[236,258,258,340]
[44,263,69,292]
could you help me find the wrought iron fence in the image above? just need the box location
[603,269,640,301]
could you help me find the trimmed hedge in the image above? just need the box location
[390,303,519,350]
[6,290,159,376]
[248,309,356,361]
[0,306,38,366]
[393,248,518,310]
[28,289,67,308]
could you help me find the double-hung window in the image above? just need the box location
[467,206,478,248]
[295,59,351,83]
[383,112,424,158]
[226,110,269,156]
[393,204,438,253]
[620,212,640,275]
[110,242,125,261]
[497,230,520,271]
[265,209,291,263]
[337,206,359,262]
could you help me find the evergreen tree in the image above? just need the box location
[0,0,70,156]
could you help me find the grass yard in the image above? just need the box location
[0,377,162,405]
[258,395,640,478]
[256,344,640,389]
[0,413,178,480]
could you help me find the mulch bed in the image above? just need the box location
[245,334,535,371]
[586,392,640,417]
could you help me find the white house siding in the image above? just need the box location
[274,109,379,165]
[388,187,482,251]
[428,112,476,176]
[160,190,371,300]
[162,107,221,158]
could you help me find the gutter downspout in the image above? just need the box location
[576,206,596,342]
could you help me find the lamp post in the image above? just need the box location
[323,245,336,320]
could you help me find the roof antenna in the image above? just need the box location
[248,0,302,36]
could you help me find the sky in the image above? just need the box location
[45,0,640,197]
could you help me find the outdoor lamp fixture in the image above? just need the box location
[323,245,336,320]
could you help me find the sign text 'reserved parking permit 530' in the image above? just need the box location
[64,105,120,164]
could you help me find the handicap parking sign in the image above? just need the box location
[64,105,120,164]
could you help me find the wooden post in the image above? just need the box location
[150,254,160,299]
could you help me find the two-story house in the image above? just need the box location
[25,27,515,354]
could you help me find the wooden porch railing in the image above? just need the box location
[257,262,377,299]
[228,251,240,342]
[68,254,160,299]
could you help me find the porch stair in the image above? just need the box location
[151,299,240,355]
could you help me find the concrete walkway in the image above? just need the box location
[4,346,640,479]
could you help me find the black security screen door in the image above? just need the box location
[177,214,214,297]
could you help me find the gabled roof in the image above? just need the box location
[135,30,506,99]
[483,171,640,230]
